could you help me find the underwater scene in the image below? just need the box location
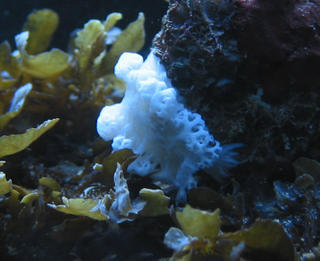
[0,0,320,260]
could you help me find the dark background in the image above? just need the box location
[0,0,168,54]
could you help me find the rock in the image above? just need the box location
[153,0,320,166]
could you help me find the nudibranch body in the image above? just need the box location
[97,51,238,200]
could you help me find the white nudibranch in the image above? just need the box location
[97,50,239,201]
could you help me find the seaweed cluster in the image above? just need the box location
[0,9,168,260]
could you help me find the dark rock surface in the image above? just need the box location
[153,0,320,166]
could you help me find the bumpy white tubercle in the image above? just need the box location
[97,103,124,141]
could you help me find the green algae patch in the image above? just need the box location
[0,118,59,158]
[48,164,146,223]
[177,205,221,241]
[0,9,150,259]
[104,12,123,32]
[0,83,32,130]
[0,172,12,195]
[20,191,40,205]
[164,205,221,260]
[139,188,170,217]
[23,9,59,55]
[15,31,69,79]
[39,177,60,191]
[101,12,145,74]
[221,219,296,261]
[74,19,106,72]
[21,48,70,79]
[101,149,135,183]
[165,209,297,261]
[0,41,20,79]
[48,197,108,221]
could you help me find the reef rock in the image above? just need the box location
[153,0,320,167]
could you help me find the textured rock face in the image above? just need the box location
[234,0,320,62]
[233,0,320,98]
[153,0,320,166]
[153,0,242,108]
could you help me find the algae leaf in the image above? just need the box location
[0,118,59,158]
[0,83,33,130]
[0,172,12,195]
[176,205,221,241]
[48,197,107,221]
[23,9,59,54]
[102,148,135,182]
[74,19,106,71]
[0,72,16,91]
[15,31,69,79]
[21,48,69,78]
[0,41,20,85]
[101,12,145,74]
[164,205,221,260]
[48,164,144,223]
[39,177,60,191]
[139,188,170,217]
[20,192,40,204]
[221,219,296,261]
[104,12,122,32]
[0,41,13,72]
